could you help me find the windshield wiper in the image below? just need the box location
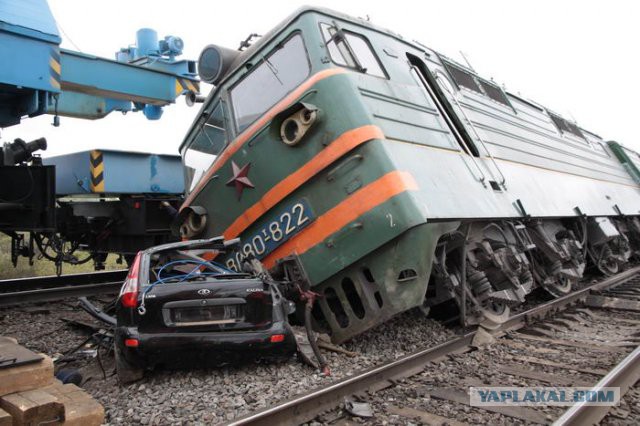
[264,56,283,85]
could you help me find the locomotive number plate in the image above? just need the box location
[224,199,314,272]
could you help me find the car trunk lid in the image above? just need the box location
[136,278,274,333]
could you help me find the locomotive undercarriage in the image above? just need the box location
[586,217,632,276]
[284,215,640,342]
[425,217,635,329]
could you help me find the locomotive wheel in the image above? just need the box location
[598,257,619,276]
[542,275,574,298]
[478,302,510,330]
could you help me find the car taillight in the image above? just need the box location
[270,334,285,343]
[124,338,139,348]
[120,253,141,308]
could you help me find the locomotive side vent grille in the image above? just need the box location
[397,268,418,282]
[341,278,366,319]
[324,287,349,328]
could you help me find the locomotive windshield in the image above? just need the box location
[230,33,310,132]
[183,103,227,191]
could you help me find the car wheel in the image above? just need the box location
[115,344,144,384]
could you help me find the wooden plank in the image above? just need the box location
[42,381,104,426]
[551,318,581,330]
[585,295,640,312]
[423,388,549,424]
[0,408,11,426]
[604,286,640,293]
[500,340,562,354]
[500,365,592,387]
[61,396,104,426]
[513,332,628,352]
[575,309,640,325]
[388,404,468,426]
[0,342,43,369]
[558,315,638,332]
[603,290,640,298]
[527,325,640,347]
[524,327,561,337]
[0,337,17,345]
[0,388,64,425]
[535,323,571,334]
[513,355,608,376]
[0,349,53,396]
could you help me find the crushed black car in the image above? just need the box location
[114,237,297,383]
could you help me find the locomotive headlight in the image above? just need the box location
[280,106,318,146]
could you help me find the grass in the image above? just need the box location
[0,234,122,279]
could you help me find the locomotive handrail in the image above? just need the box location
[435,72,507,187]
[409,66,488,185]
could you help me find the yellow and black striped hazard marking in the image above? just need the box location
[175,78,200,96]
[49,48,61,91]
[90,150,105,193]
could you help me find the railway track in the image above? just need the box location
[0,269,126,307]
[228,266,640,425]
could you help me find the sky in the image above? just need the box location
[2,0,639,156]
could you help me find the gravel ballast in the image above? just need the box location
[0,300,455,424]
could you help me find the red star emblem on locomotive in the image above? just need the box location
[226,160,255,199]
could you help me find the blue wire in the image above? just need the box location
[141,259,236,298]
[143,260,206,296]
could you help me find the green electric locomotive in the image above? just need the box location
[177,7,640,342]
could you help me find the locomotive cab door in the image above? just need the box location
[407,53,480,157]
[407,53,506,189]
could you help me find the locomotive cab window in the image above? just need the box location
[320,23,386,78]
[183,103,227,191]
[230,33,310,133]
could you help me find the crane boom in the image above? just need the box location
[0,0,199,127]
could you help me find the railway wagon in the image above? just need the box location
[177,7,640,342]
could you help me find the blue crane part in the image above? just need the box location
[0,1,198,273]
[43,150,185,195]
[0,0,62,126]
[0,0,199,127]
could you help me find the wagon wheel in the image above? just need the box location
[591,243,619,276]
[541,274,575,298]
[466,269,510,329]
[597,256,619,276]
[478,301,510,330]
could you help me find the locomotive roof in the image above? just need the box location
[181,6,589,152]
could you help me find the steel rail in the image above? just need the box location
[229,333,475,426]
[553,345,640,425]
[0,281,123,307]
[0,269,127,293]
[226,266,640,426]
